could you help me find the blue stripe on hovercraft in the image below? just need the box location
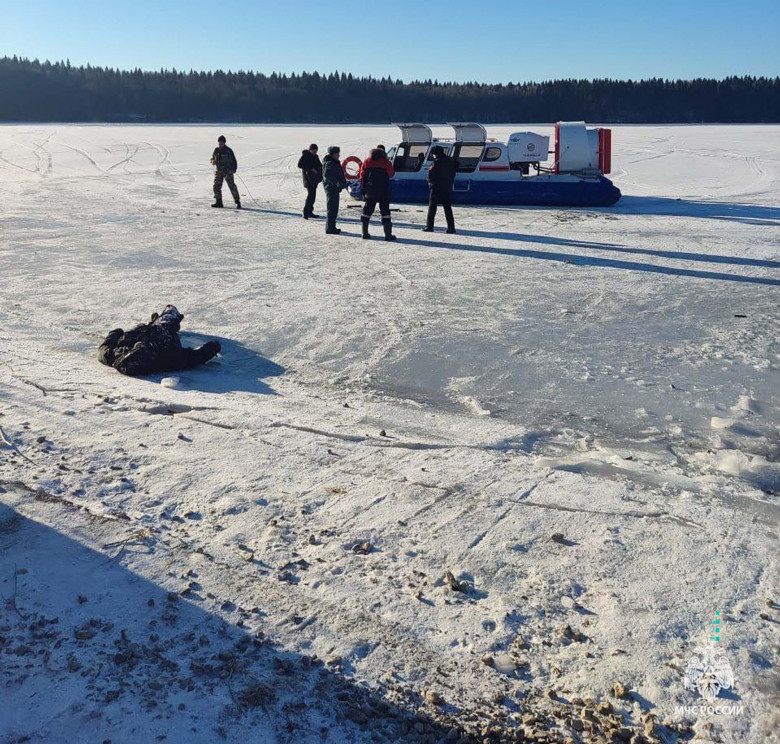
[348,176,621,208]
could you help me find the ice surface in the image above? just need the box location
[0,124,778,743]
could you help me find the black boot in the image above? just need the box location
[444,205,455,233]
[383,219,396,242]
[211,201,223,208]
[236,202,242,209]
[361,218,371,240]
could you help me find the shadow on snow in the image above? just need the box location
[0,499,459,744]
[614,196,780,227]
[253,206,780,282]
[147,334,284,395]
[395,236,780,285]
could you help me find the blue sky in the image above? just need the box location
[2,0,778,82]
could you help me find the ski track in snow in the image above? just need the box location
[0,124,779,744]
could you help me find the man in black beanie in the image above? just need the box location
[297,143,323,219]
[210,135,241,209]
[98,305,221,377]
[424,145,456,233]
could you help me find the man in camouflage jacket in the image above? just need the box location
[98,305,221,376]
[211,135,241,208]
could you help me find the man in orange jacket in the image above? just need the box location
[359,148,396,241]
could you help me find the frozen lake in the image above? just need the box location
[3,124,778,491]
[1,124,778,743]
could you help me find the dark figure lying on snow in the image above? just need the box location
[98,305,221,376]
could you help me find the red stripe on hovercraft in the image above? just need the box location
[478,165,510,171]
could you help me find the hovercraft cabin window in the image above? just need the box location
[454,144,484,173]
[393,144,429,172]
[426,144,452,161]
[482,146,502,162]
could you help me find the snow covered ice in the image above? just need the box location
[1,124,778,743]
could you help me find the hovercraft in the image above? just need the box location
[346,122,621,207]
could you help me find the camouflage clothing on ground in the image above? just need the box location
[98,305,221,377]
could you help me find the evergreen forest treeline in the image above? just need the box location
[2,57,778,123]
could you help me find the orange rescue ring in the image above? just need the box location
[342,156,362,181]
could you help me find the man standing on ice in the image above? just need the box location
[210,135,241,209]
[424,146,456,233]
[297,143,322,219]
[322,145,347,234]
[359,147,396,241]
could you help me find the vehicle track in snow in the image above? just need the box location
[57,140,107,173]
[106,144,140,172]
[0,152,36,173]
[19,132,55,175]
[144,141,196,182]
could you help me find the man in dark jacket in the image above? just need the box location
[359,148,396,241]
[322,146,347,234]
[210,135,241,209]
[424,146,456,233]
[98,305,221,377]
[297,143,322,219]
